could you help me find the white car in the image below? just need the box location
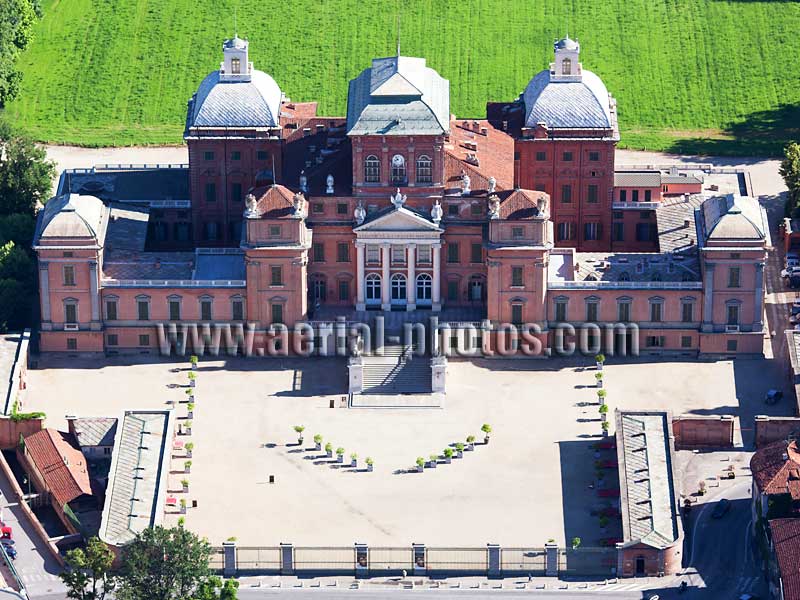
[782,267,800,278]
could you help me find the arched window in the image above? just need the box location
[231,58,241,74]
[416,155,432,184]
[416,273,432,301]
[391,154,406,184]
[365,274,381,301]
[311,276,327,302]
[391,273,407,301]
[562,58,571,75]
[364,155,380,183]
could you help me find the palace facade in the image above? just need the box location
[34,37,767,357]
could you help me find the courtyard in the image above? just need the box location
[24,352,791,548]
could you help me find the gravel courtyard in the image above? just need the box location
[24,353,786,547]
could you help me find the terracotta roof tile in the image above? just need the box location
[253,185,300,219]
[24,429,92,506]
[496,189,549,220]
[769,518,800,600]
[751,440,800,496]
[444,119,514,192]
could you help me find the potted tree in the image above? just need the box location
[595,372,604,388]
[599,515,609,531]
[293,425,305,445]
[365,457,374,472]
[185,388,194,402]
[443,448,454,464]
[185,442,194,459]
[428,454,438,468]
[186,402,195,419]
[416,457,425,472]
[325,442,333,458]
[598,403,609,422]
[187,372,196,388]
[601,420,610,437]
[190,355,198,371]
[313,434,323,451]
[481,423,492,444]
[466,435,476,451]
[455,442,465,458]
[184,420,193,435]
[571,537,581,550]
[180,498,187,514]
[597,389,607,405]
[181,478,189,493]
[595,353,605,371]
[177,516,185,527]
[698,481,707,496]
[350,453,358,468]
[336,447,345,463]
[184,460,192,474]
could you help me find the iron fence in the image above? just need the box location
[425,547,488,572]
[499,548,547,574]
[367,547,414,571]
[294,546,355,571]
[236,547,281,573]
[558,547,618,576]
[208,547,225,571]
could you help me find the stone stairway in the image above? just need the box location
[361,339,432,395]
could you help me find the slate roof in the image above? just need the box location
[24,429,92,506]
[66,168,190,204]
[569,251,701,284]
[769,518,800,600]
[347,56,450,136]
[700,194,766,242]
[751,440,800,498]
[522,69,613,130]
[656,194,703,255]
[194,251,246,280]
[35,194,107,243]
[100,411,172,547]
[70,418,118,448]
[616,411,680,550]
[614,171,662,188]
[188,69,282,129]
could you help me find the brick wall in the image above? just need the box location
[672,415,734,449]
[754,416,800,448]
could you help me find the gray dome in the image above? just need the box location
[522,69,612,129]
[554,37,579,51]
[189,69,282,128]
[37,194,105,240]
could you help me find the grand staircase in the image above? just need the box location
[360,338,432,395]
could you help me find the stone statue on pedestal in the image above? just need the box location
[487,176,496,194]
[390,188,407,209]
[299,171,308,193]
[461,172,471,196]
[354,200,366,225]
[488,194,500,219]
[431,199,443,224]
[326,174,334,194]
[244,193,259,219]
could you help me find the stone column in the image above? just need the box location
[356,244,366,311]
[432,244,441,312]
[701,263,715,332]
[279,543,294,575]
[348,355,363,393]
[222,540,236,577]
[89,261,100,324]
[381,244,391,311]
[406,244,416,311]
[38,262,51,323]
[753,262,765,332]
[487,543,501,579]
[545,542,559,577]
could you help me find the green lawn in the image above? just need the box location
[4,0,800,154]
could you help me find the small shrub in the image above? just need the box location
[416,457,425,468]
[365,457,373,466]
[481,424,492,434]
[324,442,333,452]
[336,447,345,456]
[595,354,605,363]
[571,537,581,549]
[466,435,475,444]
[293,425,305,435]
[313,434,323,444]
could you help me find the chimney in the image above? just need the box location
[302,127,311,137]
[462,120,469,130]
[502,120,508,131]
[316,124,325,133]
[472,121,480,132]
[480,127,488,136]
[683,219,691,228]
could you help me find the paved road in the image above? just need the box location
[0,470,65,598]
[236,590,648,599]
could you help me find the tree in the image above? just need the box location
[0,278,30,331]
[59,537,116,600]
[0,0,41,107]
[116,526,214,600]
[0,121,56,216]
[781,142,800,210]
[0,212,35,247]
[196,577,239,600]
[0,241,32,281]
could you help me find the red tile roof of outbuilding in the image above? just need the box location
[751,440,800,497]
[769,518,800,600]
[24,429,92,506]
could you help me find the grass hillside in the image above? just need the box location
[4,0,800,154]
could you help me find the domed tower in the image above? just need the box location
[185,37,285,247]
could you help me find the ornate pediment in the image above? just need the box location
[353,206,443,234]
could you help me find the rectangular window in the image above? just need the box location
[562,151,573,162]
[391,245,406,265]
[63,265,75,286]
[232,299,244,321]
[471,243,482,263]
[231,151,241,161]
[205,182,216,203]
[636,223,654,242]
[644,189,652,202]
[587,184,598,204]
[231,182,242,203]
[337,203,348,215]
[512,227,524,240]
[338,280,349,301]
[107,334,118,346]
[586,302,599,322]
[312,203,324,214]
[681,302,694,323]
[728,267,741,288]
[64,303,77,324]
[139,334,150,346]
[448,204,459,216]
[727,304,740,325]
[231,58,241,74]
[272,304,283,324]
[313,243,325,263]
[535,183,546,192]
[619,189,627,202]
[681,335,692,348]
[269,225,281,238]
[67,338,77,351]
[557,222,573,241]
[588,151,600,161]
[137,300,149,321]
[447,281,458,301]
[200,300,212,321]
[646,336,665,348]
[511,266,524,287]
[470,203,483,217]
[447,242,459,264]
[257,150,268,161]
[632,190,639,203]
[613,222,624,242]
[105,300,117,321]
[727,339,738,352]
[561,184,572,203]
[650,302,663,322]
[584,222,600,241]
[536,151,547,161]
[169,300,181,321]
[618,302,631,322]
[555,301,567,322]
[511,304,523,325]
[366,245,380,264]
[270,266,283,286]
[417,245,431,264]
[203,151,214,161]
[337,242,350,263]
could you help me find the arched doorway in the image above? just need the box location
[416,273,432,305]
[391,273,407,305]
[365,274,381,306]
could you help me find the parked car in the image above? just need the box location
[711,498,731,518]
[781,267,800,278]
[766,389,783,405]
[2,544,16,560]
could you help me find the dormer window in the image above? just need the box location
[562,58,571,75]
[231,58,241,74]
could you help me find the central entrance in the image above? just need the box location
[391,274,407,306]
